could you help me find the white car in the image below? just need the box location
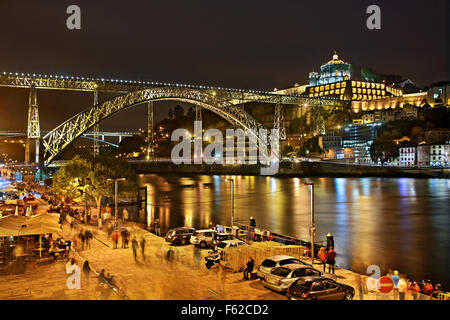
[215,239,248,251]
[257,255,311,280]
[190,229,217,248]
[263,263,336,293]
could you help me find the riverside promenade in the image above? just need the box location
[0,208,430,300]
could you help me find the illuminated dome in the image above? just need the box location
[308,51,353,86]
[326,51,346,65]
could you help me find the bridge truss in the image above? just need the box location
[0,72,349,164]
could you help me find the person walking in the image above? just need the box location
[140,236,146,261]
[326,247,336,274]
[318,247,327,272]
[82,260,91,290]
[131,236,139,262]
[391,270,401,300]
[243,257,255,280]
[79,231,86,251]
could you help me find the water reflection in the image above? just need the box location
[138,175,449,289]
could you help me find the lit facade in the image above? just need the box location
[430,144,450,167]
[399,147,416,167]
[342,122,380,164]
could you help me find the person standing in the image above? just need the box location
[326,247,336,274]
[398,275,408,300]
[243,257,255,280]
[318,247,327,272]
[112,230,119,249]
[154,219,161,236]
[391,270,401,300]
[123,208,129,221]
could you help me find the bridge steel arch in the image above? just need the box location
[43,87,269,165]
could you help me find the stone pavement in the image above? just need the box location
[0,212,429,300]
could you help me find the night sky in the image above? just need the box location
[0,0,448,131]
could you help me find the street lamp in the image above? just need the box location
[225,178,234,227]
[107,178,126,224]
[304,182,315,264]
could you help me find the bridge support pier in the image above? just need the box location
[93,91,100,158]
[26,87,40,164]
[146,101,154,160]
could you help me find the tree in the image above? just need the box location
[370,135,399,165]
[53,155,137,219]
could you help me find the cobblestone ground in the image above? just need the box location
[0,210,425,300]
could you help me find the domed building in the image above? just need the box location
[308,52,352,86]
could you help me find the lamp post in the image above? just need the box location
[304,183,315,264]
[225,178,234,227]
[107,178,126,224]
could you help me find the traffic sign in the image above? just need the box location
[378,276,394,293]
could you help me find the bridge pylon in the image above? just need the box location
[146,101,154,160]
[273,102,286,140]
[26,87,40,163]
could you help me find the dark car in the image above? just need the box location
[165,227,196,245]
[286,276,355,300]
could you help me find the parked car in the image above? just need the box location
[257,255,311,280]
[212,232,237,247]
[165,227,196,245]
[286,276,355,300]
[263,264,336,293]
[215,239,248,251]
[190,229,218,248]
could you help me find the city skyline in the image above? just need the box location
[0,0,448,131]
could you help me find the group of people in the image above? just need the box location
[73,229,94,251]
[318,246,336,274]
[390,270,444,300]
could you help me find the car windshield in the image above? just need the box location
[279,259,304,266]
[271,267,291,277]
[217,243,228,249]
[261,259,277,267]
[291,279,310,292]
[192,232,198,236]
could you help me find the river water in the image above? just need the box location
[138,174,449,288]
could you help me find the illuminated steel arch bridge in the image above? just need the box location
[0,72,349,165]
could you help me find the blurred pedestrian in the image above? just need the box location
[409,281,421,300]
[123,208,129,221]
[326,247,336,274]
[391,270,400,300]
[398,274,408,300]
[112,230,120,249]
[318,247,327,272]
[131,236,139,262]
[79,231,86,251]
[140,236,146,261]
[82,260,91,289]
[243,257,255,280]
[154,219,161,236]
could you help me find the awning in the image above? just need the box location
[0,213,61,237]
